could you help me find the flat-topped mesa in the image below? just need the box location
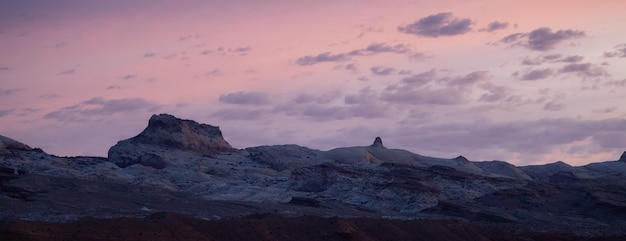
[371,137,385,148]
[620,151,626,162]
[131,113,233,153]
[108,114,234,168]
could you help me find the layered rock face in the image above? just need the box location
[108,114,233,168]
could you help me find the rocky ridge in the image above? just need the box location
[1,114,626,238]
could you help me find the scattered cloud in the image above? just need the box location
[0,67,10,71]
[210,108,267,120]
[271,88,390,121]
[603,43,626,58]
[0,109,13,118]
[296,42,416,66]
[292,92,341,105]
[106,85,123,90]
[559,55,584,63]
[500,27,585,51]
[194,68,222,78]
[119,74,137,80]
[230,46,251,52]
[218,91,271,105]
[478,83,512,102]
[60,69,75,75]
[44,97,160,122]
[409,52,431,61]
[398,70,412,75]
[443,70,489,86]
[398,12,473,37]
[296,52,349,65]
[0,88,24,96]
[200,50,212,55]
[52,42,67,48]
[179,34,200,41]
[345,63,358,73]
[521,54,583,65]
[163,53,178,59]
[401,69,437,86]
[593,106,617,113]
[381,86,467,105]
[480,21,509,32]
[559,63,608,77]
[605,79,626,87]
[544,101,565,111]
[143,53,156,58]
[353,42,412,55]
[392,118,626,160]
[518,68,555,81]
[39,94,62,99]
[371,66,395,76]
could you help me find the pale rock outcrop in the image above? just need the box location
[108,114,234,168]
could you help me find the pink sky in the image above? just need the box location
[1,0,625,166]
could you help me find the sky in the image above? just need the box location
[1,0,625,166]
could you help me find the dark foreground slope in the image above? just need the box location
[2,213,623,241]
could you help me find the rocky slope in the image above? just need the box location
[1,113,625,239]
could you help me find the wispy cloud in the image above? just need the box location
[296,42,418,66]
[44,97,160,122]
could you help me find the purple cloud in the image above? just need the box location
[559,55,584,63]
[356,42,412,55]
[60,69,75,75]
[444,71,489,86]
[296,42,416,66]
[0,88,24,96]
[478,83,512,102]
[398,70,412,75]
[593,106,617,113]
[398,12,473,37]
[544,101,565,111]
[401,69,437,86]
[519,68,554,81]
[603,43,626,58]
[230,46,251,52]
[218,92,271,105]
[501,27,585,51]
[295,52,349,65]
[391,118,626,159]
[44,97,160,122]
[210,108,267,120]
[370,66,395,76]
[120,74,137,80]
[381,86,467,105]
[143,53,156,58]
[0,109,13,118]
[481,21,509,32]
[559,63,607,77]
